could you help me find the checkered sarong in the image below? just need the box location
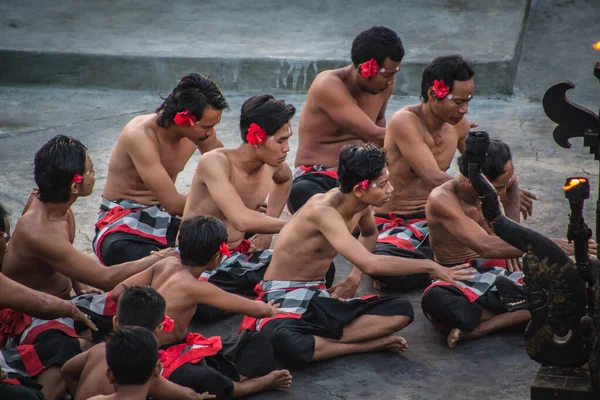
[92,198,179,263]
[375,213,429,252]
[425,258,523,303]
[293,165,338,180]
[200,250,273,280]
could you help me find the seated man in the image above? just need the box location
[366,55,535,293]
[109,218,292,398]
[240,143,474,368]
[422,139,570,348]
[61,287,214,400]
[1,136,173,400]
[182,94,296,318]
[94,73,228,266]
[288,26,404,214]
[86,326,161,400]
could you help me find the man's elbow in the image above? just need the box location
[230,216,250,233]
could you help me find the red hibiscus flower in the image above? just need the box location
[433,79,450,98]
[358,180,369,190]
[246,123,267,145]
[72,174,83,184]
[360,58,379,78]
[173,110,196,126]
[161,315,175,332]
[218,242,231,258]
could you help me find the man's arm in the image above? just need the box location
[150,376,214,400]
[32,235,166,291]
[376,99,389,128]
[198,152,286,234]
[60,347,91,395]
[329,208,378,298]
[126,133,187,216]
[0,273,71,318]
[501,175,521,222]
[314,79,385,144]
[386,111,452,190]
[314,207,472,282]
[197,134,223,155]
[429,190,524,259]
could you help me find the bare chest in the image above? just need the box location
[229,168,274,209]
[424,131,460,171]
[158,143,197,177]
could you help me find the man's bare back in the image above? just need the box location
[103,114,198,208]
[376,105,469,215]
[266,190,372,282]
[72,343,111,400]
[184,148,283,248]
[3,196,78,297]
[295,67,392,168]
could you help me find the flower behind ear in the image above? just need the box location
[161,315,174,332]
[358,180,369,190]
[173,110,196,126]
[360,59,379,78]
[246,123,267,145]
[433,79,450,98]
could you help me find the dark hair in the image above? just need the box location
[155,73,228,128]
[117,286,166,331]
[458,139,512,181]
[34,135,88,204]
[105,326,158,386]
[421,55,475,102]
[179,216,228,266]
[0,202,7,233]
[338,143,388,193]
[351,26,405,68]
[240,94,296,142]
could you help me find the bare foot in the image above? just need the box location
[447,328,462,349]
[262,370,293,391]
[381,335,408,353]
[373,280,386,291]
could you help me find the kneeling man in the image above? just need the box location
[240,143,473,368]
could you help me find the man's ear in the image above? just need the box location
[352,185,363,198]
[107,368,116,384]
[428,86,439,102]
[153,361,163,378]
[112,316,118,330]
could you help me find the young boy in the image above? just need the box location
[110,217,292,398]
[86,326,160,400]
[61,286,213,400]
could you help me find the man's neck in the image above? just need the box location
[454,175,479,206]
[39,197,77,220]
[234,145,267,175]
[113,382,152,400]
[334,190,370,218]
[419,102,446,134]
[152,114,187,144]
[182,262,207,279]
[342,65,369,99]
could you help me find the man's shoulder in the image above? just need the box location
[309,70,348,96]
[428,184,457,208]
[120,115,159,146]
[390,105,421,125]
[198,148,230,169]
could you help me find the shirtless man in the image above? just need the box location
[1,136,173,400]
[94,73,228,266]
[109,218,293,398]
[239,143,474,368]
[287,26,404,214]
[61,287,214,400]
[364,55,536,293]
[183,94,297,315]
[421,138,578,348]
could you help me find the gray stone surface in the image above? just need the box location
[0,85,598,399]
[0,0,530,95]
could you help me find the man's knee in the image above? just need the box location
[269,328,314,368]
[392,315,412,331]
[422,287,480,332]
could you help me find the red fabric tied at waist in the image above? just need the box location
[158,333,222,379]
[94,206,137,231]
[299,165,339,180]
[1,378,21,385]
[233,239,251,254]
[374,213,426,240]
[0,309,32,348]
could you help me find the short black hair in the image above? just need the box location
[105,326,158,386]
[34,135,88,204]
[240,94,296,142]
[351,26,405,68]
[117,286,166,331]
[179,216,228,267]
[338,143,388,193]
[458,139,512,181]
[156,73,228,128]
[0,202,8,233]
[421,55,475,102]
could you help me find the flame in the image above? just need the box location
[563,178,587,191]
[594,41,600,51]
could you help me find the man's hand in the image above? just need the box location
[76,285,104,295]
[248,234,273,252]
[184,389,216,399]
[150,247,180,260]
[470,122,479,129]
[520,189,538,220]
[262,300,288,318]
[71,306,98,332]
[432,263,475,286]
[506,258,523,272]
[328,277,360,300]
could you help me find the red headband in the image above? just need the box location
[173,110,196,126]
[246,123,267,145]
